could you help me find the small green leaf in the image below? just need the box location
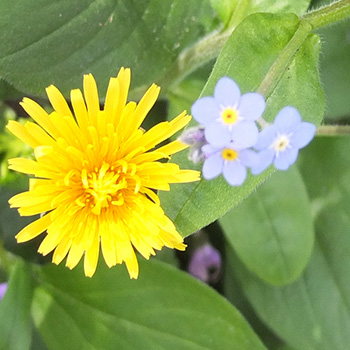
[0,0,216,97]
[0,260,33,350]
[161,13,324,236]
[32,260,267,350]
[219,167,314,285]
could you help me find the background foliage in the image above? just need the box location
[0,0,349,349]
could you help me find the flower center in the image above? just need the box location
[221,148,238,161]
[221,107,238,125]
[273,135,290,153]
[79,162,127,215]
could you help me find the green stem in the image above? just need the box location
[317,124,350,136]
[302,0,350,29]
[155,0,253,92]
[226,0,251,29]
[159,30,231,89]
[257,20,312,98]
[140,0,350,99]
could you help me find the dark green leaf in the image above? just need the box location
[219,167,314,285]
[32,259,267,350]
[230,137,350,349]
[298,137,350,205]
[0,187,45,263]
[0,260,33,350]
[161,13,325,236]
[0,0,216,97]
[233,201,350,349]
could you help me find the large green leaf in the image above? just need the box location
[232,201,350,350]
[160,13,325,236]
[0,260,33,350]
[32,260,267,350]
[298,137,350,204]
[0,0,216,97]
[229,137,350,349]
[219,167,314,286]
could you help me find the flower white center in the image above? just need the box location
[272,134,290,155]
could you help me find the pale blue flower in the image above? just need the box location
[191,77,265,148]
[252,106,316,174]
[202,143,258,186]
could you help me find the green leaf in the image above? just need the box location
[229,136,350,349]
[0,0,216,97]
[219,167,314,285]
[298,137,350,208]
[160,13,325,236]
[210,0,311,26]
[0,260,33,350]
[232,201,350,350]
[247,0,311,16]
[32,260,267,350]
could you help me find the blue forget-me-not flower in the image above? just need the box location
[252,106,316,174]
[202,143,258,186]
[191,77,265,149]
[183,77,316,186]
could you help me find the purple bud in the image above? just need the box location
[189,146,206,164]
[188,244,221,283]
[179,126,206,145]
[0,283,7,301]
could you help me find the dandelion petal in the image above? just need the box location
[7,68,199,279]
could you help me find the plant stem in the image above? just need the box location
[148,0,350,97]
[257,20,312,98]
[303,0,350,30]
[317,125,350,136]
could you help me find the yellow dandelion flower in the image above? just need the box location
[7,68,200,278]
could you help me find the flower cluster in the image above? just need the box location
[183,77,316,186]
[7,68,200,279]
